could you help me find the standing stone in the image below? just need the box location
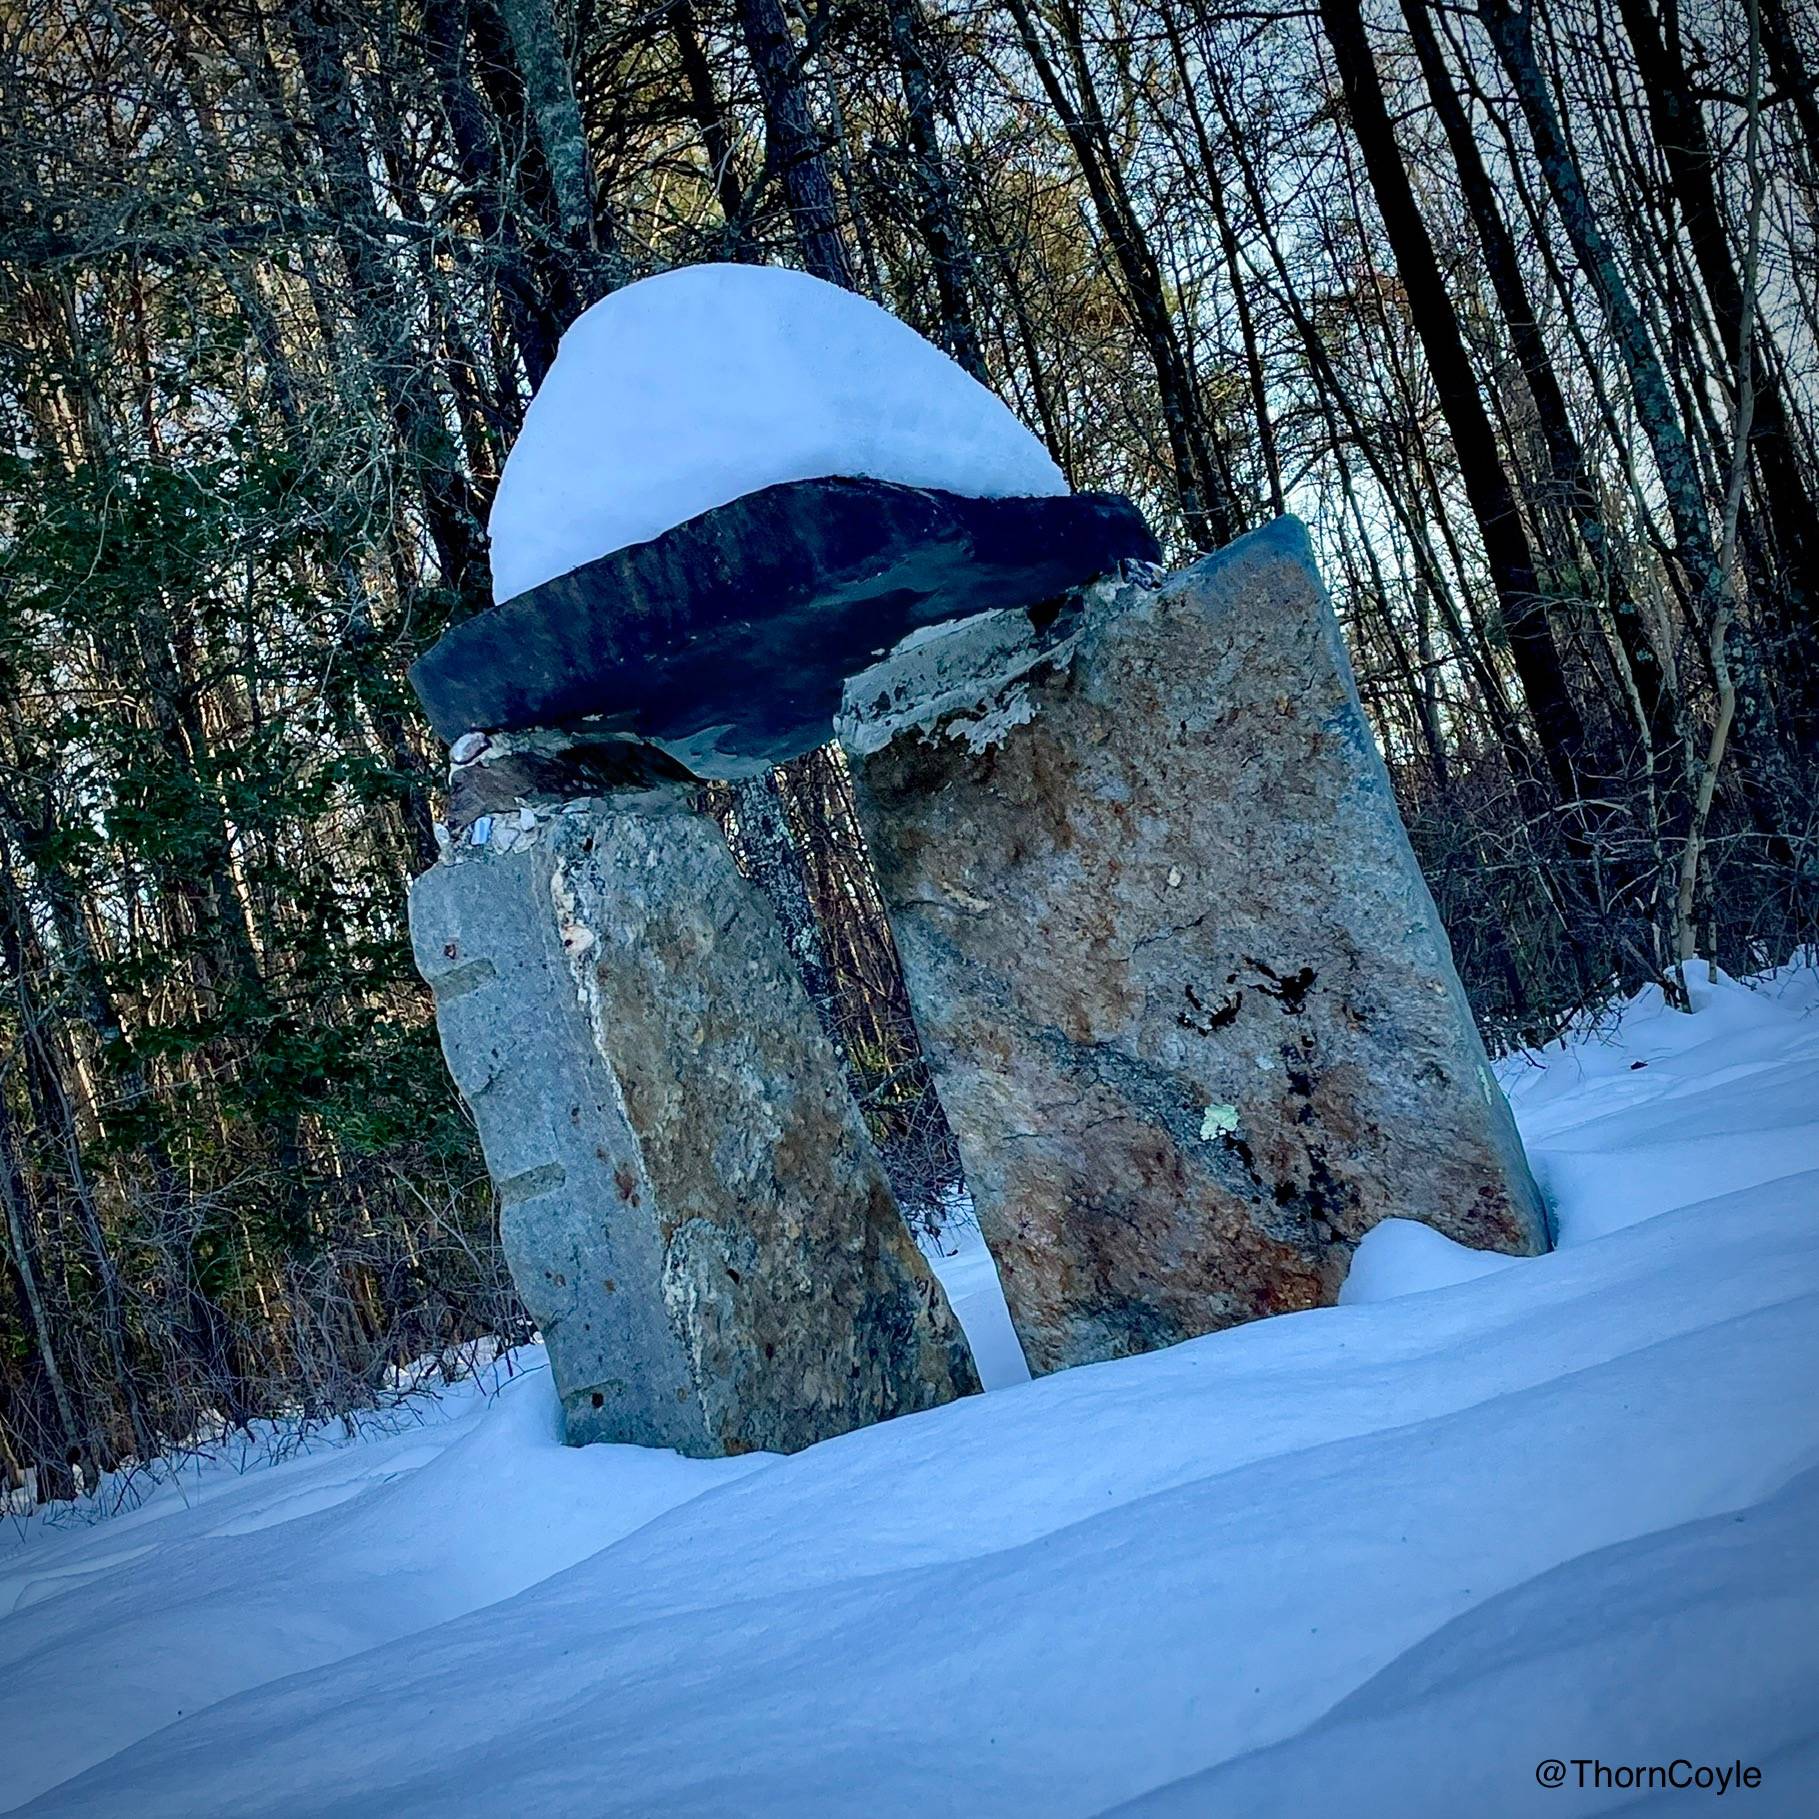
[844,516,1550,1377]
[410,794,979,1454]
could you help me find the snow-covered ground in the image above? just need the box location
[3,965,1815,1816]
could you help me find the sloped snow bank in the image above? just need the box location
[3,964,1815,1817]
[0,1359,763,1811]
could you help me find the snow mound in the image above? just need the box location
[487,265,1067,602]
[1338,1216,1517,1304]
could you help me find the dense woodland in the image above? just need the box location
[0,0,1812,1499]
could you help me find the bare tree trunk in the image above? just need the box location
[1002,0,1234,549]
[0,1086,88,1488]
[1477,0,1729,643]
[1615,0,1819,735]
[887,0,988,380]
[1320,0,1591,813]
[1759,0,1819,189]
[1402,0,1676,785]
[670,0,756,260]
[422,0,564,386]
[738,0,856,290]
[494,0,614,301]
[1673,0,1767,986]
[288,0,489,609]
[1153,2,1279,521]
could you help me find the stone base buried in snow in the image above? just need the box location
[409,794,978,1455]
[847,514,1550,1377]
[5,964,1814,1819]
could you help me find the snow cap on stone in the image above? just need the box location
[487,264,1068,603]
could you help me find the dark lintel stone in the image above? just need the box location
[410,477,1159,773]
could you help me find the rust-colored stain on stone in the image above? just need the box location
[850,520,1548,1378]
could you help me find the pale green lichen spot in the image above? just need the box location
[1199,1103,1239,1141]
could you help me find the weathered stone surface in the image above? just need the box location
[439,727,696,835]
[844,515,1550,1377]
[409,795,979,1453]
[410,476,1158,774]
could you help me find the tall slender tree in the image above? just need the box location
[1320,0,1591,812]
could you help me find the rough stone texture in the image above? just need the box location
[845,515,1550,1377]
[409,795,979,1453]
[439,728,696,835]
[410,476,1158,774]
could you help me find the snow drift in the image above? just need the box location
[2,964,1815,1816]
